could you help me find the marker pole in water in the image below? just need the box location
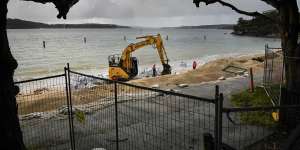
[123,36,126,41]
[43,41,46,48]
[84,37,86,43]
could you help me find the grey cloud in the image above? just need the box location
[7,0,300,27]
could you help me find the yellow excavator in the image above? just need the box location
[108,34,171,81]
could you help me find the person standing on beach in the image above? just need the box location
[193,61,197,70]
[152,64,157,77]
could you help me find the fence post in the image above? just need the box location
[67,63,76,150]
[214,85,220,150]
[249,68,254,93]
[263,44,268,86]
[114,81,119,150]
[65,64,75,150]
[270,51,274,83]
[217,93,224,150]
[65,67,73,150]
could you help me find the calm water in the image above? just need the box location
[8,28,281,81]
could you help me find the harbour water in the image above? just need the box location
[8,28,281,81]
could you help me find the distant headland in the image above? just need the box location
[173,24,234,30]
[7,18,130,29]
[7,17,282,39]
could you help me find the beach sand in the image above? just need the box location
[16,53,277,115]
[129,54,267,89]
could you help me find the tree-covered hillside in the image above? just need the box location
[232,10,279,37]
[7,18,129,29]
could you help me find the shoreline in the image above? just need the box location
[14,52,264,82]
[16,52,267,116]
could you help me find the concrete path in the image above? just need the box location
[176,74,263,107]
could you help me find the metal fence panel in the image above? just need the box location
[69,71,117,150]
[68,70,216,150]
[16,67,300,150]
[221,108,279,150]
[115,82,216,150]
[16,75,71,150]
[263,44,283,105]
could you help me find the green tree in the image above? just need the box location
[193,0,300,100]
[233,10,279,37]
[193,0,300,130]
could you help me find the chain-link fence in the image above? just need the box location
[68,70,216,150]
[15,67,217,150]
[15,74,72,150]
[222,107,280,150]
[15,65,300,150]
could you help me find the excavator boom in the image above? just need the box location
[108,34,171,80]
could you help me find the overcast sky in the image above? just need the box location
[7,0,299,27]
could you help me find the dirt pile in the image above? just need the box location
[128,54,266,89]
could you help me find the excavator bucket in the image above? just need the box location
[161,64,172,75]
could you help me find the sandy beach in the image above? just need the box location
[16,52,276,116]
[129,53,267,89]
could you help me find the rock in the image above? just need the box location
[20,112,43,120]
[177,84,189,88]
[252,56,264,62]
[33,87,48,95]
[157,92,164,96]
[218,76,226,80]
[166,89,173,92]
[166,89,180,93]
[236,70,245,75]
[151,84,160,88]
[243,72,249,77]
[58,106,85,115]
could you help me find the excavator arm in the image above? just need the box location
[109,34,171,80]
[121,34,171,74]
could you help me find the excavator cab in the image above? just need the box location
[108,54,138,80]
[108,54,121,67]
